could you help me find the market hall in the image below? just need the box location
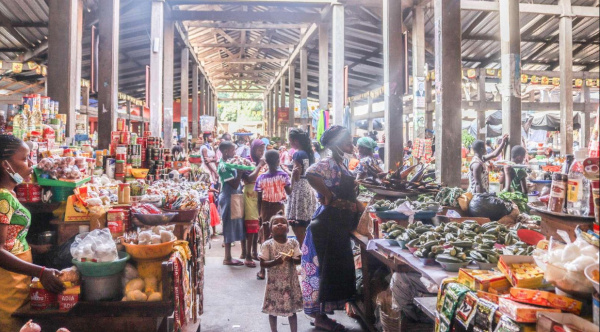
[0,0,599,331]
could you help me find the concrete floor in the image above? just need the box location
[200,233,367,332]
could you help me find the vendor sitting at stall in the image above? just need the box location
[355,137,386,181]
[503,145,528,195]
[468,134,509,193]
[0,135,65,330]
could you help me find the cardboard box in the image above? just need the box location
[499,298,561,323]
[476,290,505,304]
[64,195,89,222]
[509,287,582,315]
[536,312,598,332]
[458,268,511,292]
[498,256,544,289]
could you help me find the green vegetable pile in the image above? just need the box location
[381,220,536,270]
[498,191,529,213]
[434,187,465,208]
[371,198,440,212]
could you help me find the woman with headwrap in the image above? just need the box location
[301,126,364,331]
[240,139,267,268]
[287,128,317,248]
[355,136,386,181]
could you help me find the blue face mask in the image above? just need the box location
[5,162,24,185]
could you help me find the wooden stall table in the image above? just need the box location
[13,259,201,332]
[528,203,594,242]
[352,233,449,331]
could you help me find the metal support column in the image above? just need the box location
[48,0,83,140]
[412,4,426,140]
[96,0,118,149]
[300,48,309,131]
[163,6,174,149]
[500,0,522,156]
[201,77,207,117]
[559,0,574,155]
[434,0,462,187]
[383,0,405,170]
[149,0,164,137]
[477,69,487,141]
[289,65,296,128]
[180,48,189,151]
[274,82,280,137]
[192,63,199,140]
[280,77,286,137]
[319,24,329,111]
[581,74,591,148]
[331,4,344,125]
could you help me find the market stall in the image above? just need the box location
[7,95,213,332]
[352,159,599,332]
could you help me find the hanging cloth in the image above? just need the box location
[343,105,351,130]
[316,110,326,143]
[324,110,330,130]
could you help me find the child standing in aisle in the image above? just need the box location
[259,213,303,332]
[255,149,292,280]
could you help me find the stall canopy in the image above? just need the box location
[527,111,581,131]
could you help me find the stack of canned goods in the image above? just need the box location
[127,144,142,167]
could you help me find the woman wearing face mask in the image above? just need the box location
[0,135,64,330]
[302,126,364,332]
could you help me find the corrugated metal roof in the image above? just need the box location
[0,0,597,101]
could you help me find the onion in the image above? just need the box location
[20,320,41,332]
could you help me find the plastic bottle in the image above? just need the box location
[567,148,591,216]
[13,105,26,139]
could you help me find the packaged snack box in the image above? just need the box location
[499,298,561,323]
[509,287,582,315]
[498,256,544,289]
[458,268,511,292]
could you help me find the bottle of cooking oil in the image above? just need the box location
[31,105,43,133]
[12,105,26,139]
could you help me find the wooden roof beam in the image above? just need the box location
[195,42,294,48]
[186,22,309,29]
[204,57,287,63]
[0,22,47,28]
[0,12,34,48]
[172,10,322,23]
[172,0,335,5]
[461,0,599,18]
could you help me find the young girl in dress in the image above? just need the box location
[259,213,303,332]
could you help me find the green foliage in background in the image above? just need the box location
[462,129,476,148]
[217,92,263,122]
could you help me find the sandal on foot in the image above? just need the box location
[244,261,256,268]
[256,271,265,280]
[223,259,244,266]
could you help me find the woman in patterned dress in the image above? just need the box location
[287,128,317,247]
[0,135,64,330]
[301,126,364,331]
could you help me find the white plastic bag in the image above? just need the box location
[70,228,118,262]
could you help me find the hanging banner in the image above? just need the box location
[12,62,23,73]
[200,116,215,133]
[277,107,289,122]
[300,99,309,119]
[415,77,426,108]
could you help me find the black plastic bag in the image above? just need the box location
[468,193,513,221]
[46,234,78,270]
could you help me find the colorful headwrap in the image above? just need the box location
[357,137,377,151]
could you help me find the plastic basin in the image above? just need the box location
[475,261,497,271]
[585,264,600,294]
[72,251,130,277]
[131,168,149,179]
[162,208,199,223]
[436,259,471,272]
[122,240,175,260]
[132,212,178,227]
[385,239,400,246]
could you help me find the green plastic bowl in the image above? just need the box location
[72,251,130,277]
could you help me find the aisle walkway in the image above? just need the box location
[201,233,366,332]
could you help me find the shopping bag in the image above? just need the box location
[230,193,244,220]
